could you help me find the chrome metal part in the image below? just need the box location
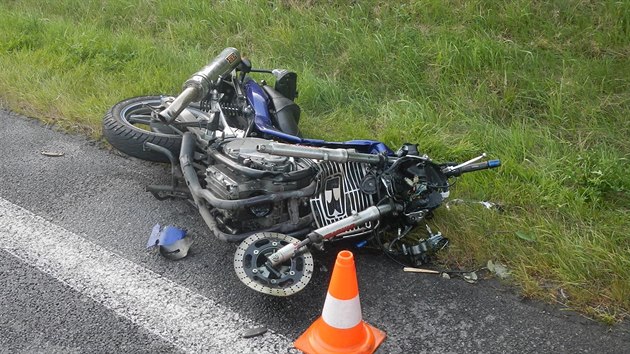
[314,204,394,240]
[158,87,198,123]
[183,47,241,102]
[257,142,390,165]
[223,138,291,171]
[258,142,349,162]
[404,209,428,223]
[159,48,241,122]
[444,153,487,172]
[234,232,314,296]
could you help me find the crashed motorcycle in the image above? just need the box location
[103,48,500,296]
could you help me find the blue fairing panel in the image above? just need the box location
[244,80,394,155]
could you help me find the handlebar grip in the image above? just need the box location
[460,160,501,173]
[445,159,501,177]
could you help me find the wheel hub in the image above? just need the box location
[234,232,314,296]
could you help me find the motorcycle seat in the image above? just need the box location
[262,85,302,137]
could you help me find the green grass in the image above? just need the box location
[1,0,628,321]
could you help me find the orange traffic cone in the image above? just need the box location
[294,250,386,354]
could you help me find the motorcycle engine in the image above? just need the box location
[205,138,314,233]
[204,138,382,237]
[206,138,313,200]
[222,138,294,172]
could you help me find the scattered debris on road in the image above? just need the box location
[146,224,193,260]
[463,271,479,283]
[403,261,510,284]
[403,267,441,274]
[40,150,65,157]
[242,326,268,338]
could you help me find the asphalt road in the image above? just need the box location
[0,110,628,353]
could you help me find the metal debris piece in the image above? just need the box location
[403,267,440,274]
[40,150,65,157]
[242,326,268,338]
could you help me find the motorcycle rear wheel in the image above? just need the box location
[103,96,201,162]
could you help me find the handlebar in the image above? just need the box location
[443,159,501,177]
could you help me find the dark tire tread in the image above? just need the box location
[102,96,183,162]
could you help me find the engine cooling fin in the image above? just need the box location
[233,232,314,296]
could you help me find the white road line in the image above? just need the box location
[0,197,294,354]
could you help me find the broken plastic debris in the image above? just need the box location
[445,199,499,211]
[242,326,268,338]
[147,224,193,260]
[487,260,510,279]
[463,271,478,284]
[40,150,65,157]
[441,273,451,279]
[557,288,569,302]
[478,201,496,209]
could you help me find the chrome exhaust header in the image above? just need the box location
[159,47,241,122]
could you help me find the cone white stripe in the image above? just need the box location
[321,293,363,329]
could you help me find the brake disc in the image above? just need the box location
[234,232,314,296]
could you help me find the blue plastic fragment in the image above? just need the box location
[146,224,192,260]
[146,224,162,248]
[146,224,187,248]
[488,159,501,167]
[355,240,368,248]
[159,225,187,246]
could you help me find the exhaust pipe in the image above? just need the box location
[159,47,241,122]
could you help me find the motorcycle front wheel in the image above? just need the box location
[102,96,203,162]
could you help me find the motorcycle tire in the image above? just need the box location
[103,96,188,162]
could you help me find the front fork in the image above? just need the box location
[266,203,397,267]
